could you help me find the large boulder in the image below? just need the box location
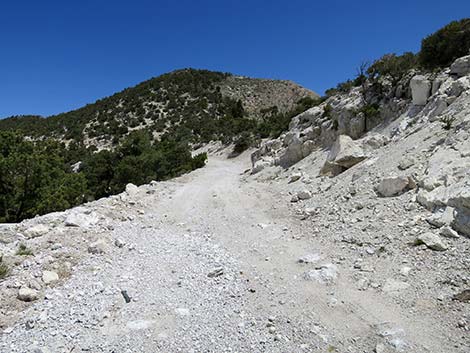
[376,175,414,197]
[450,55,470,77]
[410,75,431,106]
[327,135,367,168]
[447,185,470,237]
[416,186,450,211]
[277,135,316,168]
[446,76,470,97]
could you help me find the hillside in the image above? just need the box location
[0,69,317,148]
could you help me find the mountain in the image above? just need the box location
[0,69,317,149]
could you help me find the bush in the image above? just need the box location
[0,131,88,223]
[367,53,418,83]
[232,132,253,155]
[16,244,33,256]
[420,18,470,69]
[0,256,8,279]
[190,153,207,169]
[440,115,455,130]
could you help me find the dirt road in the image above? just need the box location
[2,154,464,352]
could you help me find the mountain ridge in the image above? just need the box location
[0,68,318,149]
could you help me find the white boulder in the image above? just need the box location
[376,176,413,197]
[450,55,470,77]
[65,210,99,228]
[326,135,368,169]
[410,75,431,105]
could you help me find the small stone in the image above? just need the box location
[400,266,412,276]
[440,226,459,239]
[88,239,108,254]
[175,308,190,316]
[42,271,59,285]
[383,279,410,293]
[289,172,302,183]
[290,195,299,203]
[398,156,415,170]
[18,287,39,302]
[453,289,470,303]
[297,253,321,264]
[415,232,448,251]
[114,238,126,248]
[297,190,312,200]
[207,267,224,278]
[24,224,49,239]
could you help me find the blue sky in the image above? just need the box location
[1,0,469,118]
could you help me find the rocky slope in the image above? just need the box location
[248,55,470,351]
[0,69,317,149]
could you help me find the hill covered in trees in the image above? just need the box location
[0,69,318,222]
[0,69,317,148]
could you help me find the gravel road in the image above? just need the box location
[1,154,466,352]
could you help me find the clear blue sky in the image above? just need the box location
[1,0,469,118]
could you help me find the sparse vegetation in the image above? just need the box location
[0,256,9,279]
[16,244,33,256]
[440,115,455,130]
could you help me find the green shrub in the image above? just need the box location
[420,18,470,69]
[16,244,33,256]
[440,115,455,130]
[367,52,418,83]
[190,153,207,169]
[0,256,8,279]
[232,132,253,155]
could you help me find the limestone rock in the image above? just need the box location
[65,210,99,228]
[450,55,470,77]
[426,207,454,228]
[18,287,39,302]
[319,160,345,177]
[298,253,320,264]
[446,76,470,97]
[303,263,338,284]
[42,271,59,285]
[361,133,390,150]
[125,183,139,196]
[297,190,312,200]
[88,239,108,254]
[327,135,367,168]
[398,156,415,170]
[376,176,412,197]
[415,232,448,251]
[447,184,470,237]
[440,226,459,239]
[416,186,449,211]
[383,279,410,293]
[24,224,49,239]
[289,172,302,183]
[410,75,431,105]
